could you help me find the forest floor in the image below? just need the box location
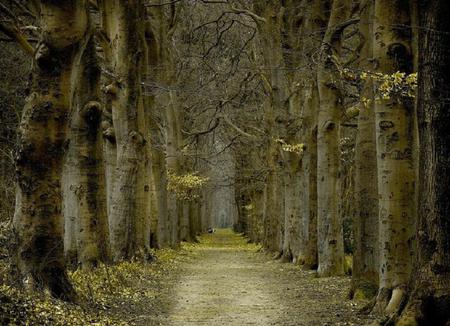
[143,229,375,326]
[0,228,376,325]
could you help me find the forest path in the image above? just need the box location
[153,229,373,326]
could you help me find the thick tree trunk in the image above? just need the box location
[290,0,323,269]
[351,0,379,300]
[143,17,169,249]
[102,0,147,261]
[254,1,289,255]
[13,0,89,300]
[396,2,450,325]
[72,37,109,268]
[372,0,417,315]
[316,0,349,277]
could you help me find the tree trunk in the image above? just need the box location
[351,0,379,300]
[316,0,349,277]
[254,1,289,255]
[102,0,147,261]
[166,96,181,246]
[13,0,89,300]
[301,84,319,269]
[292,0,324,269]
[372,0,417,315]
[396,1,450,325]
[73,36,109,268]
[143,16,169,249]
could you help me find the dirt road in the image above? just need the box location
[153,229,373,326]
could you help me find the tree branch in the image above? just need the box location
[230,6,266,25]
[0,21,34,56]
[221,115,258,140]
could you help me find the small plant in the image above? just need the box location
[167,171,209,200]
[363,71,417,100]
[275,139,305,155]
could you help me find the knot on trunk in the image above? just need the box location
[128,131,145,147]
[81,101,102,126]
[387,43,412,73]
[323,120,336,131]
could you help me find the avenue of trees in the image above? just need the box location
[0,0,450,325]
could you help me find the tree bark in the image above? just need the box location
[13,0,89,300]
[300,83,319,269]
[72,36,109,268]
[101,0,147,261]
[396,1,450,325]
[316,0,348,277]
[351,0,379,300]
[372,0,417,315]
[254,1,289,255]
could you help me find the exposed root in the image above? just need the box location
[396,300,422,326]
[372,287,391,315]
[280,249,293,263]
[385,287,406,317]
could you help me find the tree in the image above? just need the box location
[316,0,350,277]
[351,0,379,299]
[371,0,417,315]
[100,0,149,261]
[13,0,89,300]
[396,1,450,325]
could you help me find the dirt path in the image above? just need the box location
[149,229,373,326]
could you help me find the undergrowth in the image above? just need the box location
[0,247,182,325]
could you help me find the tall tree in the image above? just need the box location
[253,0,290,255]
[351,0,379,299]
[372,0,417,315]
[101,0,148,261]
[71,36,109,268]
[13,0,89,300]
[396,1,450,325]
[316,0,349,277]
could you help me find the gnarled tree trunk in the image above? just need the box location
[13,0,89,300]
[72,36,109,268]
[101,0,147,261]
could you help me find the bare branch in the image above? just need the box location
[0,21,34,56]
[230,6,266,25]
[221,115,258,140]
